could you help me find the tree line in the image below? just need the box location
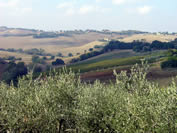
[71,39,177,63]
[161,49,177,69]
[0,48,54,56]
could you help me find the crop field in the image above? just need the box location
[0,32,125,55]
[66,50,176,86]
[0,33,175,58]
[75,50,166,65]
[119,34,177,42]
[0,51,32,64]
[75,50,138,65]
[81,64,177,86]
[69,56,143,72]
[58,41,106,56]
[69,50,166,72]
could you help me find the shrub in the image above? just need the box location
[161,49,177,69]
[161,59,177,69]
[32,55,46,64]
[68,53,73,57]
[0,63,176,132]
[33,65,42,73]
[52,59,65,66]
[32,55,40,63]
[57,52,63,57]
[1,62,28,85]
[50,55,55,60]
[89,48,93,52]
[42,56,47,60]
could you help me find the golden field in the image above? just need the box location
[119,34,177,42]
[0,32,125,56]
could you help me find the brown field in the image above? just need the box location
[0,32,126,56]
[0,32,177,66]
[81,65,177,86]
[119,34,177,43]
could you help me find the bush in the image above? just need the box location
[33,65,42,74]
[42,56,47,60]
[0,63,176,132]
[6,56,16,61]
[50,55,55,60]
[32,55,46,64]
[161,59,177,69]
[52,59,65,66]
[161,49,177,69]
[57,52,63,57]
[68,53,73,57]
[89,48,93,52]
[1,62,28,85]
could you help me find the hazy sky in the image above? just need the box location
[0,0,177,32]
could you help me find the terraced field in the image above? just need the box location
[69,50,166,72]
[70,56,143,72]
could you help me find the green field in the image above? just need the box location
[70,56,143,72]
[68,50,166,73]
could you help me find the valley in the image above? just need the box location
[0,26,177,86]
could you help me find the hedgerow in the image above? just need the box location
[0,63,176,132]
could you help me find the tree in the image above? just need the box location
[33,65,42,73]
[50,55,55,60]
[68,53,73,57]
[89,48,93,52]
[7,56,16,61]
[32,55,40,63]
[1,61,28,85]
[57,52,63,57]
[32,55,46,64]
[52,59,65,66]
[42,56,47,60]
[161,49,177,69]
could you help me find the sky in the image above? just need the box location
[0,0,177,32]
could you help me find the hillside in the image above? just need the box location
[68,50,165,71]
[0,26,39,37]
[119,34,177,43]
[1,26,177,86]
[64,49,177,86]
[0,26,176,57]
[0,28,129,56]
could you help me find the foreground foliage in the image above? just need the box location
[0,63,176,132]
